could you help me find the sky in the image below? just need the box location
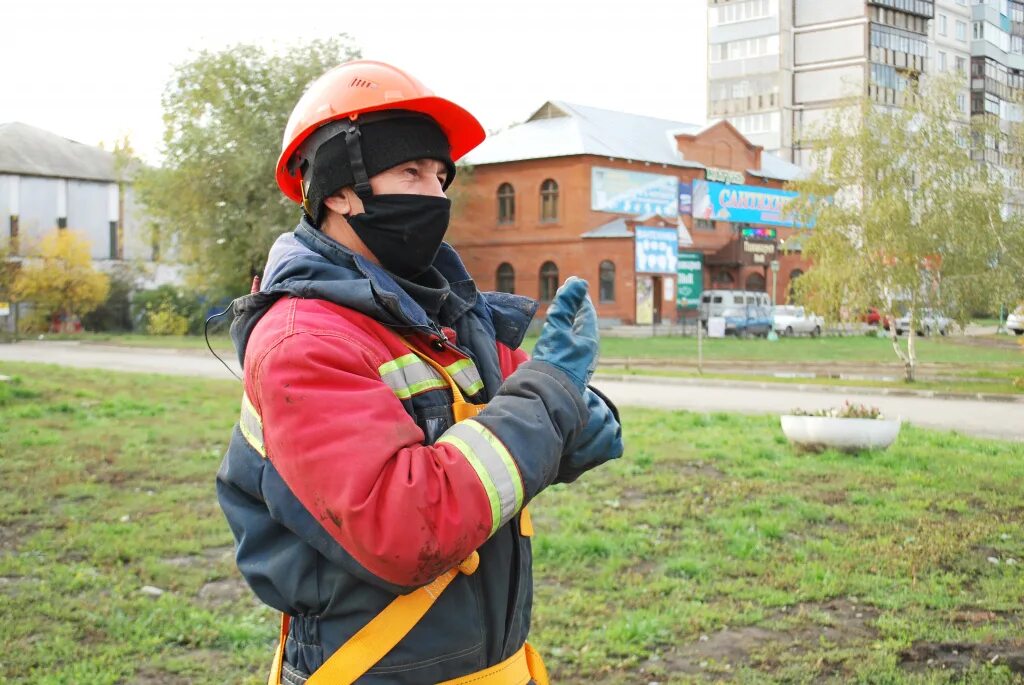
[2,1,708,165]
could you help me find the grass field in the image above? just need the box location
[1,364,1023,683]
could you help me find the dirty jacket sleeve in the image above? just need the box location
[250,327,587,591]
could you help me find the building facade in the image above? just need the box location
[706,0,1023,166]
[0,122,179,282]
[447,102,808,327]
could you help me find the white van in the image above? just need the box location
[699,290,771,325]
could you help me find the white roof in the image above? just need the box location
[464,101,806,182]
[464,101,704,169]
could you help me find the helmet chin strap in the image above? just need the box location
[340,119,373,201]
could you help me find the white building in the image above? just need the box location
[0,121,181,285]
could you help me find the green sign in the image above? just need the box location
[676,252,703,309]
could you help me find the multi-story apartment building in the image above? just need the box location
[707,0,795,157]
[708,0,1023,169]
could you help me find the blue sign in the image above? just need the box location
[692,179,806,227]
[678,182,692,216]
[592,167,679,217]
[634,226,678,274]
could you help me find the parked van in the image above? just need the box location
[699,290,771,326]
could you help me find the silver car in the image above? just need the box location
[894,309,950,336]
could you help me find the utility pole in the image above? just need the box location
[770,259,780,305]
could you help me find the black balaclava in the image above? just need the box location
[290,112,457,279]
[293,111,456,226]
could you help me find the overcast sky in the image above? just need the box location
[2,1,708,164]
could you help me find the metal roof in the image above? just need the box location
[580,217,634,239]
[0,122,118,182]
[464,101,705,169]
[463,101,804,181]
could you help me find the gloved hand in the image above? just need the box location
[556,386,624,484]
[531,277,599,392]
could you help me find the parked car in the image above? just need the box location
[772,305,824,337]
[894,308,951,336]
[722,305,773,337]
[861,307,882,326]
[1007,305,1024,335]
[700,290,771,327]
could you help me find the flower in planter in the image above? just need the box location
[789,400,884,420]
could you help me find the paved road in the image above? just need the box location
[1,341,1020,441]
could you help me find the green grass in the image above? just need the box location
[598,367,1024,396]
[29,331,234,351]
[2,364,1023,683]
[583,334,1022,367]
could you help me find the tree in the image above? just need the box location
[13,229,110,333]
[136,37,361,299]
[789,74,1024,381]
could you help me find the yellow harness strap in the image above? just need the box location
[266,338,547,685]
[400,338,484,421]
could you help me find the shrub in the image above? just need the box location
[146,302,189,336]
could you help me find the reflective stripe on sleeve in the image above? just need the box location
[378,354,448,399]
[436,419,524,535]
[444,358,485,397]
[239,391,266,457]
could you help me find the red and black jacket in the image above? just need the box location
[217,220,603,682]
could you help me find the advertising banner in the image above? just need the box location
[692,179,805,227]
[634,226,678,274]
[676,252,703,309]
[592,167,679,217]
[678,182,692,216]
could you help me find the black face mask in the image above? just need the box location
[346,194,451,279]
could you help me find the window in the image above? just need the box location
[497,183,515,225]
[955,20,966,41]
[599,260,616,303]
[496,263,515,293]
[956,56,966,74]
[938,51,947,71]
[540,179,559,223]
[539,261,559,301]
[712,271,735,287]
[957,92,967,112]
[939,13,947,35]
[745,273,766,292]
[788,269,804,302]
[694,219,715,231]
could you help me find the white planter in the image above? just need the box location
[780,415,902,453]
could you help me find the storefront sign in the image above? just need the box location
[742,240,776,265]
[634,226,678,274]
[692,179,804,227]
[706,167,745,184]
[635,275,654,325]
[678,182,692,216]
[676,252,703,309]
[592,167,679,217]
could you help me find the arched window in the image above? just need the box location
[539,261,559,301]
[712,271,735,287]
[599,260,616,303]
[745,272,766,291]
[496,263,515,294]
[788,269,804,302]
[540,179,559,223]
[497,183,515,225]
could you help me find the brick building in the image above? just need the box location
[447,101,809,326]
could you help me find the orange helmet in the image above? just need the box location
[276,60,485,204]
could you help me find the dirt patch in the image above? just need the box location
[678,461,726,480]
[197,578,248,606]
[647,599,880,676]
[901,640,1024,675]
[816,490,848,506]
